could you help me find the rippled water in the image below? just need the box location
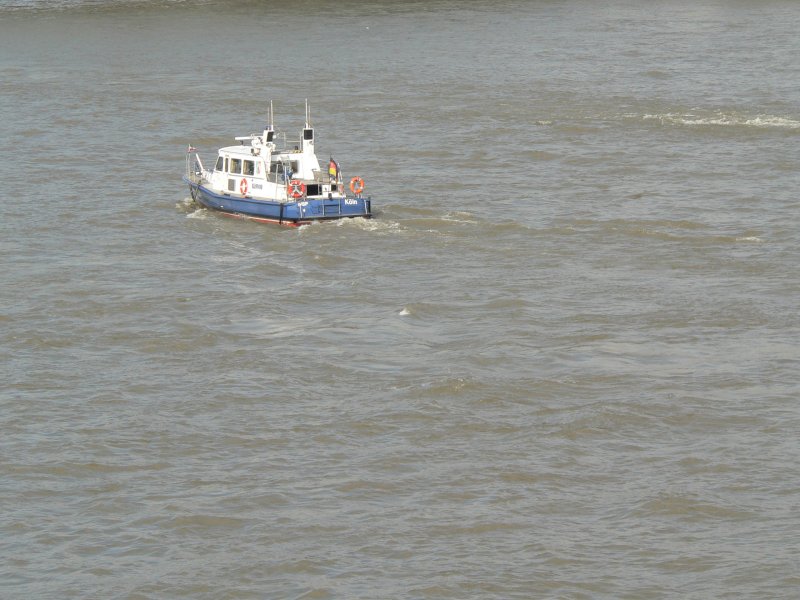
[2,1,799,597]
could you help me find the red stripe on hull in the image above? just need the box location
[218,211,310,227]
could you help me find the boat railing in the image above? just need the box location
[309,170,343,185]
[185,150,206,184]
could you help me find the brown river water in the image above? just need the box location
[1,0,799,597]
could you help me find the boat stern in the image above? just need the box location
[290,196,372,221]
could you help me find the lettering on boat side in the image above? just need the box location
[345,199,358,205]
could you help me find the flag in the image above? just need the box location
[328,157,339,181]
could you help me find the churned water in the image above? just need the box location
[1,1,799,598]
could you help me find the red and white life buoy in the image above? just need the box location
[288,179,306,199]
[349,176,365,195]
[240,178,248,195]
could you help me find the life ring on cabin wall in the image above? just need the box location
[288,179,306,199]
[349,176,365,195]
[240,178,248,195]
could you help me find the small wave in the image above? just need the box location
[333,217,401,234]
[176,197,207,219]
[186,208,207,220]
[637,492,755,520]
[175,197,194,209]
[1,0,216,14]
[642,112,800,130]
[525,149,559,161]
[743,116,800,129]
[441,211,478,224]
[398,307,411,316]
[642,69,672,79]
[418,376,486,397]
[561,218,768,246]
[167,515,247,531]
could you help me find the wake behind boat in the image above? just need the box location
[183,101,372,226]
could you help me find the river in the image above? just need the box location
[1,1,799,597]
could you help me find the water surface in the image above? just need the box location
[1,1,799,597]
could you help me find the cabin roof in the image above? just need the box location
[219,144,261,156]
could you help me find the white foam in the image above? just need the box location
[642,112,800,130]
[441,211,478,224]
[186,208,207,220]
[736,236,763,243]
[297,221,320,234]
[399,307,411,316]
[176,197,195,210]
[742,116,800,129]
[335,217,401,233]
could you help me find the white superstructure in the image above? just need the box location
[196,100,344,202]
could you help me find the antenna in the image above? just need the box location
[264,100,275,143]
[301,100,314,150]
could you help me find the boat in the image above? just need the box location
[183,101,372,226]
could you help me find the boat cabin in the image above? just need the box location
[207,122,341,201]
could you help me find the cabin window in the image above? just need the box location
[224,157,228,172]
[215,156,223,171]
[230,158,242,174]
[243,160,254,176]
[290,161,299,175]
[303,128,313,141]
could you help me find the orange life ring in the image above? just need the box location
[240,178,248,195]
[349,176,365,195]
[288,179,306,199]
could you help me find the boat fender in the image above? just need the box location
[240,178,248,195]
[288,179,306,199]
[349,176,365,195]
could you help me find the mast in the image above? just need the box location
[264,100,275,143]
[302,99,314,153]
